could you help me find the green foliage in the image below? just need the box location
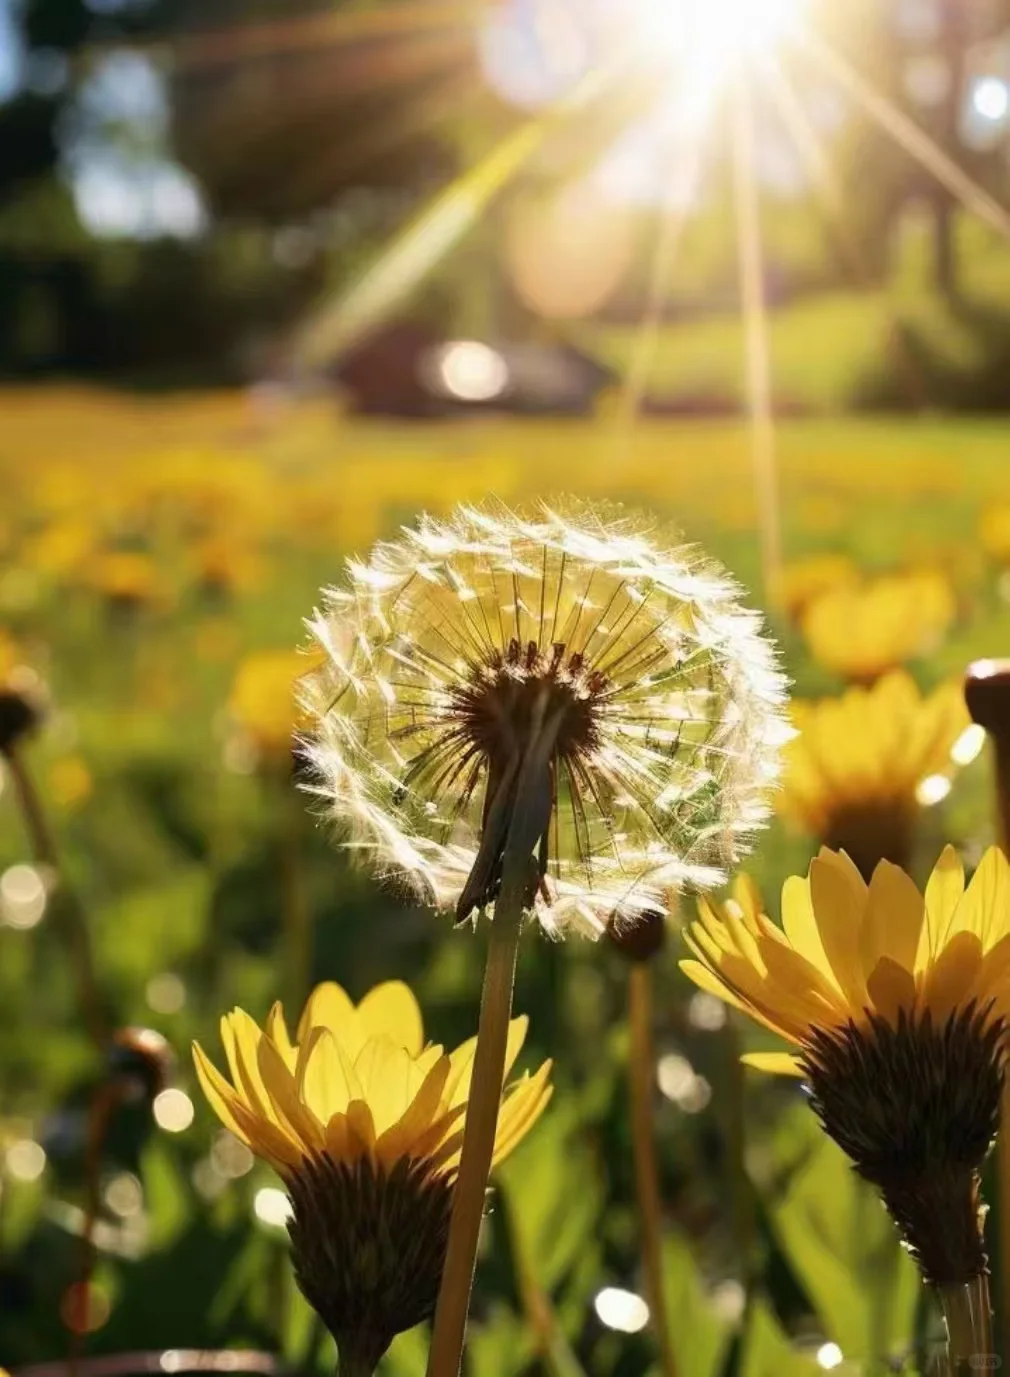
[763,1108,919,1362]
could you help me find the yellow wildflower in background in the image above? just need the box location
[84,550,164,610]
[0,628,18,681]
[193,980,551,1373]
[802,569,956,683]
[980,503,1010,565]
[189,535,265,598]
[228,649,317,761]
[779,552,858,623]
[683,847,1010,1295]
[779,672,971,877]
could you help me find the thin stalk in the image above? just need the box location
[940,1274,995,1375]
[628,964,678,1377]
[5,745,105,1049]
[426,709,562,1377]
[68,1081,121,1374]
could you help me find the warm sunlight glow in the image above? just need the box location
[635,0,806,89]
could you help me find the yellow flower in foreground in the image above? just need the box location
[194,980,551,1372]
[779,552,858,623]
[779,672,971,878]
[802,570,955,683]
[683,847,1010,1290]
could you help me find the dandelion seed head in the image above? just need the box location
[303,502,788,936]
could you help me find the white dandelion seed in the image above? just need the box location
[302,502,789,937]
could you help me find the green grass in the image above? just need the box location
[578,217,1010,410]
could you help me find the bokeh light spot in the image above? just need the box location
[594,1286,650,1333]
[253,1186,293,1228]
[5,1138,46,1182]
[153,1088,195,1133]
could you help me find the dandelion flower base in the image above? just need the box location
[288,1155,454,1369]
[805,1005,1005,1287]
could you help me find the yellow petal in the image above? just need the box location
[409,1101,468,1164]
[346,1099,376,1153]
[355,1039,414,1136]
[192,1041,247,1138]
[921,844,965,965]
[492,1062,553,1159]
[809,855,869,1011]
[298,1027,356,1122]
[193,1042,300,1173]
[265,1002,297,1071]
[679,956,802,1045]
[325,1112,351,1161]
[740,1051,805,1077]
[866,956,917,1024]
[860,861,924,979]
[376,1055,452,1165]
[962,847,1010,951]
[257,1035,323,1153]
[921,931,983,1023]
[357,981,424,1056]
[781,875,835,983]
[446,1015,529,1109]
[222,1011,282,1126]
[296,982,357,1047]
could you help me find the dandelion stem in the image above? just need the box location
[940,1275,994,1375]
[628,964,678,1377]
[4,744,106,1049]
[426,708,562,1377]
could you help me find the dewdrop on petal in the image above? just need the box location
[302,503,789,937]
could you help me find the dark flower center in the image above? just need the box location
[448,636,609,767]
[802,1004,1007,1286]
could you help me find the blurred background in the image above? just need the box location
[5,0,1010,1371]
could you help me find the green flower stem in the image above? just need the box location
[426,706,562,1377]
[628,963,678,1377]
[5,743,105,1050]
[337,1345,385,1377]
[940,1274,995,1375]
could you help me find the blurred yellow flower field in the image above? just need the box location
[3,383,1010,1370]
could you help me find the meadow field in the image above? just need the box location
[3,385,1010,1372]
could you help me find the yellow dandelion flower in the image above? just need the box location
[980,503,1010,566]
[802,570,956,684]
[682,847,1010,1294]
[779,553,858,623]
[190,535,264,598]
[779,672,971,878]
[228,649,319,760]
[85,550,163,610]
[0,628,18,681]
[193,980,551,1372]
[304,502,789,936]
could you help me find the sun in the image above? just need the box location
[633,0,808,87]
